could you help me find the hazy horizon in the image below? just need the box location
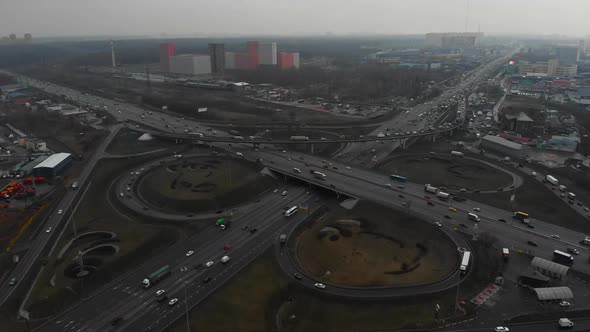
[2,0,589,38]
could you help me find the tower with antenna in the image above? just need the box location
[110,40,116,68]
[464,0,470,32]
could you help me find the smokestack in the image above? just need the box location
[110,40,116,67]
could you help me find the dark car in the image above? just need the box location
[110,317,123,326]
[323,165,329,169]
[498,218,507,223]
[216,210,223,214]
[242,225,249,230]
[332,166,338,170]
[203,277,212,284]
[427,201,435,206]
[527,224,535,229]
[398,194,405,199]
[444,215,451,219]
[294,273,303,280]
[305,163,310,166]
[527,240,538,247]
[250,228,257,234]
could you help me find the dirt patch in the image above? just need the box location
[137,157,275,213]
[105,128,172,155]
[294,201,458,287]
[379,154,513,191]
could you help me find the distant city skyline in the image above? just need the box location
[1,0,590,38]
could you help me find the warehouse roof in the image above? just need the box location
[33,153,72,169]
[20,155,50,173]
[534,287,573,301]
[531,257,570,277]
[482,135,523,150]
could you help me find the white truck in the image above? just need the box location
[546,175,559,186]
[567,192,576,200]
[437,191,450,201]
[424,184,439,194]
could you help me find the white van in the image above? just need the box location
[467,213,480,222]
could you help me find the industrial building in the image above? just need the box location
[169,55,211,75]
[278,52,300,69]
[533,287,573,301]
[32,152,72,177]
[531,257,569,280]
[19,155,49,177]
[159,43,175,72]
[480,135,526,158]
[208,43,225,74]
[425,32,482,49]
[555,46,579,65]
[258,42,277,66]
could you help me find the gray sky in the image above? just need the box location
[2,0,589,38]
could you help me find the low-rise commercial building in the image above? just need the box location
[481,135,526,158]
[32,152,72,177]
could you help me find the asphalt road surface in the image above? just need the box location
[33,186,324,332]
[0,124,123,307]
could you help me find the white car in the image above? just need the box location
[57,209,63,215]
[45,227,52,233]
[186,250,194,257]
[273,189,278,193]
[345,166,351,170]
[434,222,443,227]
[281,191,287,196]
[314,283,326,289]
[385,183,392,188]
[156,289,165,296]
[550,234,560,239]
[559,300,571,307]
[205,261,214,268]
[494,327,509,332]
[168,298,178,306]
[473,207,480,212]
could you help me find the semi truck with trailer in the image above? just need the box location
[437,191,450,201]
[546,175,558,185]
[424,184,439,194]
[290,136,310,141]
[142,265,171,289]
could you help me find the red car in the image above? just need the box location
[424,196,431,200]
[223,244,231,250]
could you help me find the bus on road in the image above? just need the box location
[460,251,471,275]
[553,250,574,264]
[390,174,407,183]
[512,211,530,224]
[284,206,298,217]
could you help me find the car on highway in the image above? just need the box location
[559,300,571,307]
[45,227,52,233]
[424,195,431,199]
[345,166,351,170]
[202,277,212,284]
[250,228,257,234]
[168,298,178,306]
[473,207,480,212]
[242,225,249,230]
[434,221,442,227]
[186,250,194,257]
[566,248,579,255]
[57,209,63,215]
[205,261,214,268]
[498,219,507,223]
[527,240,538,247]
[385,183,392,188]
[427,201,435,206]
[223,244,231,250]
[273,189,278,193]
[294,273,303,280]
[314,283,326,289]
[8,277,16,286]
[448,207,457,212]
[494,327,509,332]
[156,289,165,297]
[550,234,560,240]
[558,318,574,328]
[281,191,287,196]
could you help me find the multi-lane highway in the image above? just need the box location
[33,185,324,332]
[0,124,123,307]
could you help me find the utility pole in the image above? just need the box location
[184,281,190,332]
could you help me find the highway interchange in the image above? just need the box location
[3,53,588,332]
